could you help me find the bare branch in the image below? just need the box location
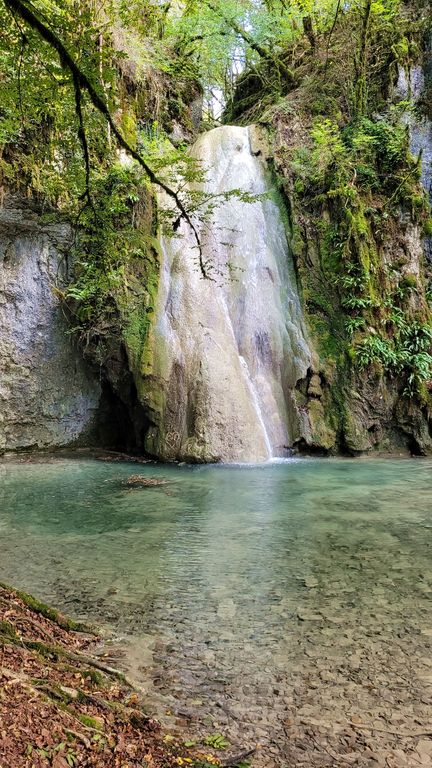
[324,0,341,73]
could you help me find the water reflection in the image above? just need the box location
[1,457,432,765]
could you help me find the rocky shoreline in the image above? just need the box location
[0,584,236,768]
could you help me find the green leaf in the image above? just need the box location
[203,733,230,750]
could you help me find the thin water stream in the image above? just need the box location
[1,456,432,766]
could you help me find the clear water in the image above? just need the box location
[1,457,432,765]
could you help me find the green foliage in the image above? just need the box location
[0,0,117,205]
[356,321,432,394]
[0,619,18,638]
[79,714,104,730]
[424,219,432,237]
[290,104,431,396]
[29,742,78,766]
[165,0,372,113]
[345,316,366,333]
[309,119,346,187]
[65,164,154,351]
[203,733,230,750]
[193,762,249,768]
[297,115,418,204]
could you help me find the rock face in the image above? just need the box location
[143,125,312,462]
[0,198,101,453]
[396,65,432,260]
[271,108,432,456]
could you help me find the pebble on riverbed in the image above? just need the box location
[123,475,169,488]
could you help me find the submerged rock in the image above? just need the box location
[123,475,169,488]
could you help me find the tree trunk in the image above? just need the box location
[355,0,372,117]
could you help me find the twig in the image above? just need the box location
[0,666,24,685]
[17,30,26,122]
[221,748,256,767]
[64,649,129,681]
[73,71,93,209]
[383,159,422,212]
[311,734,357,764]
[350,722,432,738]
[324,0,341,73]
[216,702,241,722]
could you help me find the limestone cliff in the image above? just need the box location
[0,197,102,453]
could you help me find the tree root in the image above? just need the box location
[65,729,91,748]
[1,665,101,735]
[311,735,358,764]
[8,631,129,684]
[2,627,136,694]
[64,649,128,681]
[79,690,115,712]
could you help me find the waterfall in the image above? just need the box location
[396,66,432,260]
[144,125,311,463]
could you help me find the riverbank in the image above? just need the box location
[0,584,234,768]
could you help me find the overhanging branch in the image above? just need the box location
[72,72,92,207]
[3,0,209,277]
